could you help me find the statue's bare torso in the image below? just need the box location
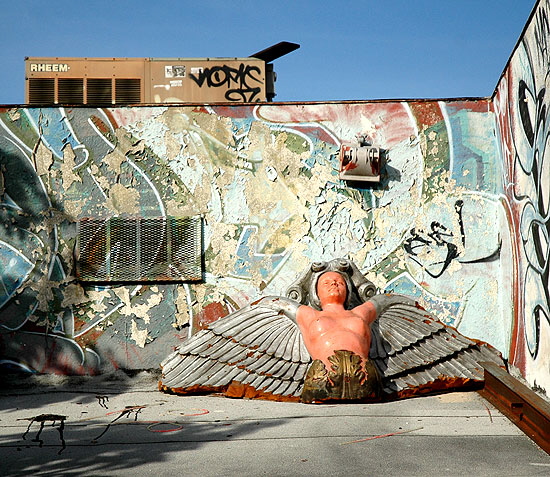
[296,271,377,370]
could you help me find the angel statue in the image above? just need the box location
[159,259,504,403]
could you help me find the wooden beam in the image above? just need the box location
[480,361,550,455]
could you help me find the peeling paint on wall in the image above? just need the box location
[0,97,514,378]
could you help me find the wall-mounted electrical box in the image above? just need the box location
[339,137,382,182]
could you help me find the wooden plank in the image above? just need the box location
[480,361,550,455]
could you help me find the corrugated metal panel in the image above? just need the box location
[86,78,112,104]
[58,78,84,103]
[28,78,55,104]
[115,78,141,104]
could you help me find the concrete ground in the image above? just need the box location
[0,372,549,477]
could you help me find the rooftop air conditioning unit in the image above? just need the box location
[25,42,299,105]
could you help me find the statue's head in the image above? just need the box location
[286,258,376,310]
[316,271,348,307]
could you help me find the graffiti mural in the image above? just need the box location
[0,97,513,381]
[494,0,550,394]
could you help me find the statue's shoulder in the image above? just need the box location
[247,295,301,322]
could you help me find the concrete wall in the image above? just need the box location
[0,100,514,379]
[494,0,550,394]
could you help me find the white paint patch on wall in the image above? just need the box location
[362,137,424,270]
[223,170,251,223]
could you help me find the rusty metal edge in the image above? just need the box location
[479,361,550,455]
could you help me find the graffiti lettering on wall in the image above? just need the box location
[496,1,550,365]
[403,197,503,279]
[189,63,263,102]
[404,200,465,278]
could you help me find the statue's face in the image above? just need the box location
[317,271,347,306]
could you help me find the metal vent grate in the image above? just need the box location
[28,78,55,104]
[115,78,141,104]
[77,216,202,282]
[58,78,84,104]
[87,78,112,104]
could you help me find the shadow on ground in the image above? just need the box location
[0,369,157,412]
[0,401,288,477]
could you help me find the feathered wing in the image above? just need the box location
[160,292,505,402]
[159,296,311,401]
[369,294,505,398]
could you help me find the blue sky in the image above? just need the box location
[0,0,537,104]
